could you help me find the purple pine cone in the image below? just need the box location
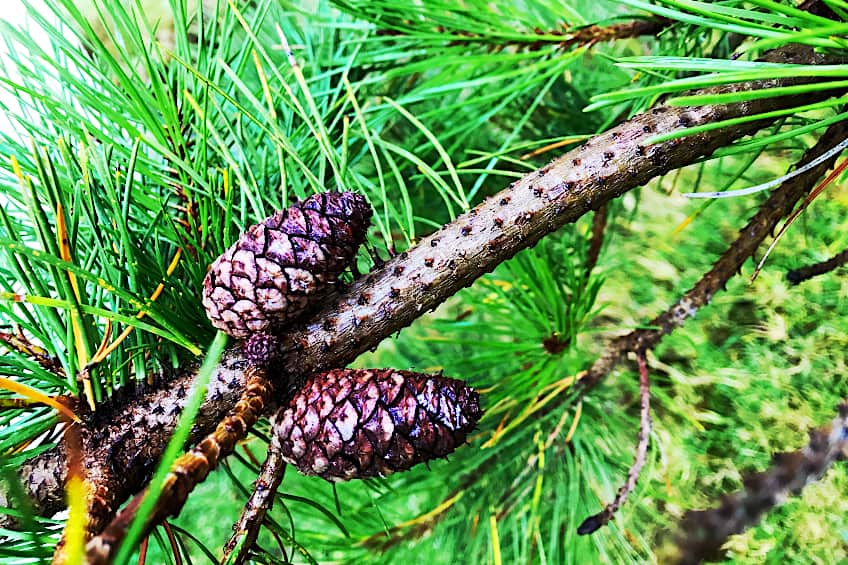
[202,192,371,339]
[273,369,482,481]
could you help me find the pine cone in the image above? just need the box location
[273,369,482,481]
[202,191,371,338]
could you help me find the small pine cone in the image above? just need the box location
[242,332,280,367]
[202,192,371,339]
[273,369,482,481]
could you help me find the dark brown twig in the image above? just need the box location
[137,535,148,565]
[548,18,672,51]
[0,330,65,377]
[2,44,841,533]
[161,521,183,565]
[220,441,288,564]
[377,17,671,52]
[578,350,651,535]
[674,401,848,565]
[786,248,848,285]
[585,204,609,279]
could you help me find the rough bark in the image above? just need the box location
[423,117,848,553]
[220,445,287,564]
[578,351,652,535]
[83,367,274,565]
[0,44,841,526]
[2,354,252,525]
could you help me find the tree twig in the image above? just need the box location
[547,17,672,51]
[674,401,848,565]
[577,350,651,535]
[786,248,848,285]
[0,329,65,377]
[375,16,672,51]
[585,204,608,279]
[220,437,288,564]
[0,44,840,532]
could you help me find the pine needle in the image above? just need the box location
[0,376,79,423]
[752,155,848,280]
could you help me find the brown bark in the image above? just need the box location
[585,204,608,278]
[2,353,253,525]
[578,351,652,535]
[376,15,672,50]
[531,17,673,51]
[786,248,848,284]
[1,44,841,528]
[82,367,274,564]
[220,446,287,564]
[674,401,848,564]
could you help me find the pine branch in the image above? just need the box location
[2,354,254,527]
[0,330,66,377]
[459,17,674,51]
[1,43,842,535]
[579,118,848,393]
[540,17,672,51]
[359,2,671,49]
[220,442,287,564]
[674,401,848,565]
[83,366,274,565]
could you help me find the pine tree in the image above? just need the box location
[1,1,847,564]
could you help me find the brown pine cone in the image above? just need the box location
[273,369,482,481]
[202,191,371,339]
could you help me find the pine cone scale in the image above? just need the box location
[333,399,360,442]
[265,227,294,263]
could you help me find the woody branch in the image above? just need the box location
[579,118,848,394]
[674,401,848,564]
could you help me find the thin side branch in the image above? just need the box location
[1,44,841,529]
[220,440,288,565]
[551,18,672,50]
[577,350,651,535]
[786,248,848,285]
[580,119,848,393]
[674,401,848,565]
[0,330,65,377]
[376,16,672,51]
[585,204,608,278]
